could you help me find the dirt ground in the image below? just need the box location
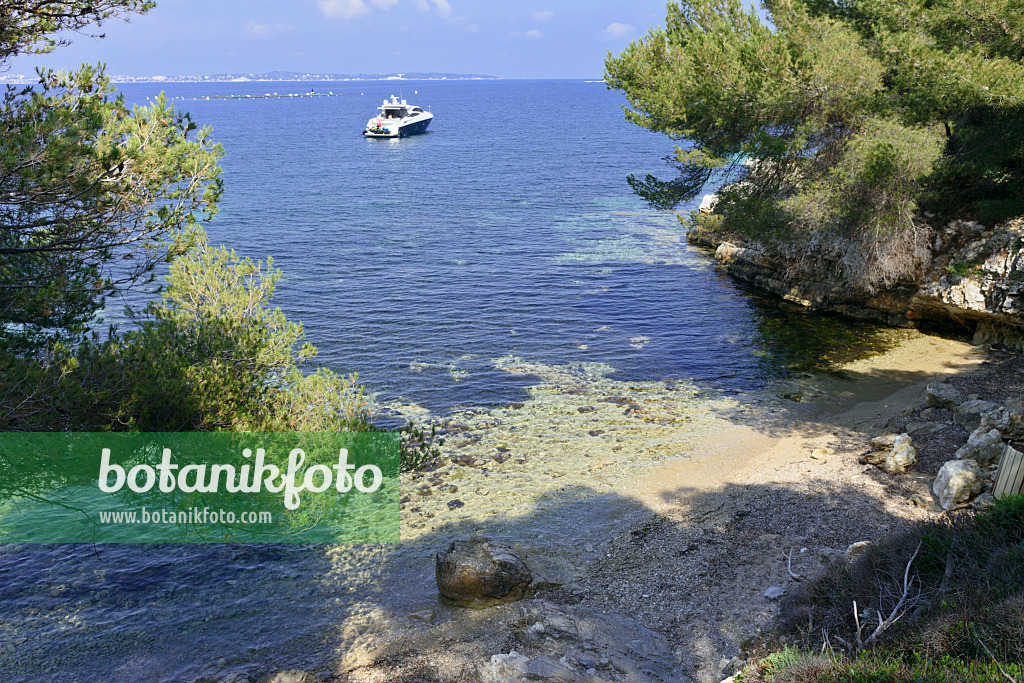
[332,336,1020,683]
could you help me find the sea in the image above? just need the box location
[106,78,880,418]
[0,80,890,682]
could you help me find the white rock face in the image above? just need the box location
[955,427,1005,467]
[863,433,918,474]
[699,194,720,215]
[933,459,986,510]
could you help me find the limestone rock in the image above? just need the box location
[845,541,873,560]
[261,672,311,683]
[925,384,965,410]
[863,433,917,474]
[699,194,719,215]
[436,537,533,608]
[810,446,834,460]
[905,421,943,436]
[980,402,1024,440]
[956,399,1001,415]
[933,459,986,510]
[478,650,587,683]
[954,428,1005,467]
[476,600,679,683]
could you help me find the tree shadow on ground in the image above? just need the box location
[0,468,922,683]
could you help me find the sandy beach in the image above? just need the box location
[334,332,991,682]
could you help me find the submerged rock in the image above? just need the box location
[933,459,986,510]
[436,537,533,608]
[477,600,680,683]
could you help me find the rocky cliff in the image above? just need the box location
[691,212,1024,349]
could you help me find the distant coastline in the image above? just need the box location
[0,70,501,84]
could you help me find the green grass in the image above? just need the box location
[744,496,1024,683]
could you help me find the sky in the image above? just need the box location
[5,1,674,79]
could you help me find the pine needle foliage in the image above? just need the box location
[606,0,1024,291]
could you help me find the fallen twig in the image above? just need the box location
[786,547,802,581]
[978,633,1017,683]
[855,540,923,652]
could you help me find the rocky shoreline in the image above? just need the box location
[690,213,1024,350]
[324,335,1024,683]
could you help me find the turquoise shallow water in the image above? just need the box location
[107,79,869,417]
[0,81,898,682]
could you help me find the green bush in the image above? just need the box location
[606,0,1024,291]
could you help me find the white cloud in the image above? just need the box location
[601,22,636,40]
[244,20,295,37]
[431,0,452,18]
[511,28,543,40]
[318,0,370,19]
[533,10,554,22]
[318,0,450,20]
[465,23,480,32]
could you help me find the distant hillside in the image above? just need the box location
[0,70,500,84]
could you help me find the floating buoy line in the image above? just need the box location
[170,92,351,101]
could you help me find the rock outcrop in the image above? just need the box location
[695,217,1024,348]
[436,537,533,608]
[477,600,681,683]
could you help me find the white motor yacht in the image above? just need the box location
[363,95,433,138]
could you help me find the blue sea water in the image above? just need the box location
[111,79,851,416]
[0,81,895,683]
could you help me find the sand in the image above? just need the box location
[333,332,988,682]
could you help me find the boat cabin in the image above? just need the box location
[377,96,424,119]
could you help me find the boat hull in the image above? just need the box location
[363,113,433,138]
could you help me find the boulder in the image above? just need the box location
[925,383,966,410]
[954,428,1005,467]
[933,459,986,510]
[955,399,1001,415]
[863,433,917,474]
[436,537,533,608]
[954,399,1002,433]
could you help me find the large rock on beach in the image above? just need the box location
[933,459,986,510]
[863,433,917,474]
[955,428,1005,467]
[436,537,533,608]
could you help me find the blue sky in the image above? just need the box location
[6,1,672,79]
